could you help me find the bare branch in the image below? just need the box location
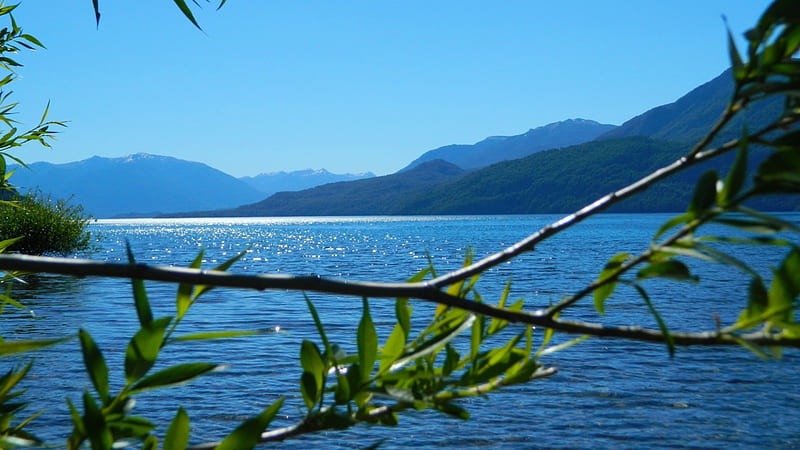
[1,254,797,349]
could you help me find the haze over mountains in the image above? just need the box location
[12,68,796,218]
[240,169,375,196]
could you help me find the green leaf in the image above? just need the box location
[718,133,748,206]
[191,250,246,299]
[333,373,350,405]
[734,206,800,233]
[470,313,483,362]
[502,358,542,385]
[0,362,31,400]
[390,314,475,372]
[142,435,159,450]
[767,249,800,323]
[487,281,513,336]
[712,217,787,234]
[442,343,461,376]
[300,372,318,411]
[126,245,153,327]
[66,397,86,445]
[395,296,412,338]
[216,398,284,450]
[654,213,693,241]
[725,21,744,73]
[379,323,406,373]
[0,293,29,314]
[732,335,772,359]
[688,170,719,216]
[538,335,589,357]
[130,363,221,394]
[163,408,190,450]
[304,295,332,360]
[755,146,800,194]
[82,391,112,450]
[170,330,260,342]
[0,336,70,357]
[0,236,22,253]
[693,243,760,278]
[79,329,109,403]
[632,283,675,356]
[594,252,631,315]
[176,250,204,320]
[736,278,769,329]
[434,402,470,420]
[299,339,325,404]
[357,298,377,381]
[172,0,202,30]
[20,34,44,49]
[125,317,172,383]
[636,260,697,282]
[108,416,156,438]
[92,0,100,25]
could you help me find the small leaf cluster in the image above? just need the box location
[0,236,71,447]
[66,248,276,449]
[591,2,800,356]
[0,3,65,198]
[288,256,556,441]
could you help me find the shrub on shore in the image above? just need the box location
[0,190,92,256]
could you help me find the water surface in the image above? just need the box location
[7,214,799,448]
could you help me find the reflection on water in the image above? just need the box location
[5,214,800,448]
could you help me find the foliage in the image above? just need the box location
[0,190,92,255]
[0,0,798,448]
[0,3,63,200]
[63,249,273,449]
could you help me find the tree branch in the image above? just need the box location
[1,254,798,349]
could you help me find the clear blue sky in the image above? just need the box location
[11,1,771,177]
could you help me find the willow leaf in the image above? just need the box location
[130,363,221,394]
[164,408,190,450]
[357,298,377,380]
[79,330,109,403]
[216,398,284,450]
[633,284,675,356]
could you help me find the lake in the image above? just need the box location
[6,214,800,448]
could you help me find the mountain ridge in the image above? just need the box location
[402,118,616,171]
[164,159,467,217]
[240,168,375,196]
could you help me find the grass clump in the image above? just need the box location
[0,190,92,255]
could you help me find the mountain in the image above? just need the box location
[598,69,784,144]
[398,69,794,214]
[403,118,617,171]
[201,68,791,217]
[167,159,466,217]
[239,169,375,196]
[10,153,265,218]
[398,137,691,214]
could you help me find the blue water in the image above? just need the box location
[5,214,800,448]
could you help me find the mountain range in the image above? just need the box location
[11,156,375,217]
[173,68,792,217]
[240,169,375,196]
[403,118,616,171]
[9,154,265,217]
[11,68,797,217]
